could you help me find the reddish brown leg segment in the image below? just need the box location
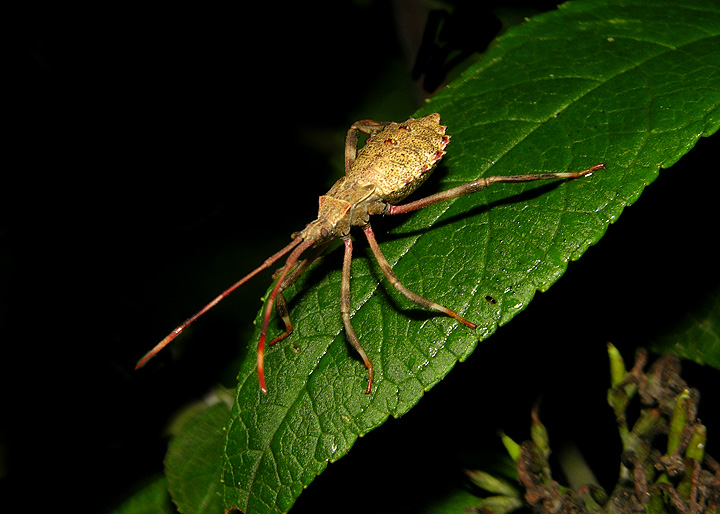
[268,242,330,347]
[345,119,393,174]
[257,238,315,393]
[362,224,476,329]
[341,237,374,394]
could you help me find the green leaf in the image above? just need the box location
[466,469,520,498]
[421,487,506,514]
[650,283,720,369]
[166,401,232,514]
[222,1,720,512]
[108,476,175,514]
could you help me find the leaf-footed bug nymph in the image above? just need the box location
[137,113,604,393]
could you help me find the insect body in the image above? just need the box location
[137,114,604,394]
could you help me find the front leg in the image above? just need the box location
[268,242,330,346]
[345,119,392,174]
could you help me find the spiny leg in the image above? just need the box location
[341,236,374,394]
[362,224,477,330]
[257,238,316,393]
[268,241,330,346]
[388,164,605,215]
[345,119,392,173]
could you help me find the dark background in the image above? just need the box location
[4,2,718,513]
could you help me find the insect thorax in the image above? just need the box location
[300,114,450,242]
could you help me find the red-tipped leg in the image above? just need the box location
[388,163,606,216]
[362,225,477,330]
[257,342,267,394]
[256,238,315,393]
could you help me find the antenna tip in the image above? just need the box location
[135,353,152,370]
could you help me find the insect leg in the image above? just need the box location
[257,238,316,393]
[345,119,393,173]
[268,242,330,346]
[340,236,374,394]
[387,164,605,215]
[362,224,477,330]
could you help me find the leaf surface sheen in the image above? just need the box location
[222,1,720,512]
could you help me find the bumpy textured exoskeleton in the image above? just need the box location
[137,113,604,394]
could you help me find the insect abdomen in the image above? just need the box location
[349,114,450,204]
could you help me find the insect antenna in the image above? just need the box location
[135,236,306,370]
